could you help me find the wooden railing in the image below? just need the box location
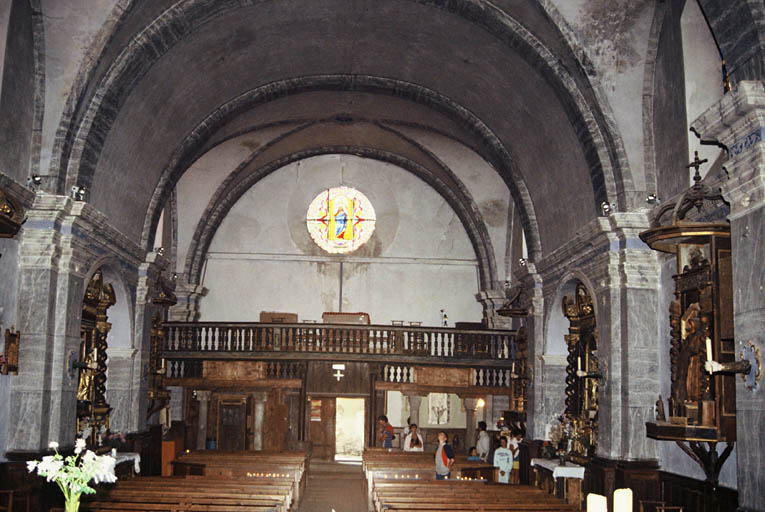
[162,322,523,365]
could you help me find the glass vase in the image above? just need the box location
[65,494,81,512]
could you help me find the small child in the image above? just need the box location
[467,446,481,461]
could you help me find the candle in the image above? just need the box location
[512,362,516,374]
[705,337,713,362]
[577,356,581,372]
[587,493,607,512]
[614,488,633,512]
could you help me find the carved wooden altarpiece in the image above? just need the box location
[562,283,599,463]
[76,269,116,447]
[642,152,736,487]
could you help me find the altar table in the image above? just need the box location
[531,458,584,510]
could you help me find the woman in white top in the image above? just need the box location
[403,423,424,451]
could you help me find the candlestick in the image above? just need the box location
[587,493,607,512]
[706,337,713,363]
[614,488,633,512]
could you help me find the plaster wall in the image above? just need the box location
[175,127,300,275]
[392,127,510,284]
[198,155,483,325]
[550,0,655,194]
[682,0,725,180]
[39,0,116,176]
[0,0,35,183]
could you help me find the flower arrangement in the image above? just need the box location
[27,439,117,512]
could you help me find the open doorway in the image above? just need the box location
[335,398,365,462]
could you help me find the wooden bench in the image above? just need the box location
[372,481,577,512]
[171,451,308,503]
[82,476,292,512]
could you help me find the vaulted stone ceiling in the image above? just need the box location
[55,0,633,258]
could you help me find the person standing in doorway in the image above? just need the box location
[435,431,455,480]
[477,421,491,462]
[378,415,395,450]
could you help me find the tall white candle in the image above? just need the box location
[587,493,607,512]
[705,337,713,362]
[577,356,582,372]
[613,488,633,512]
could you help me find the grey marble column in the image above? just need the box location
[405,394,423,427]
[694,81,765,510]
[252,391,268,451]
[463,397,479,452]
[195,390,211,450]
[475,290,513,329]
[168,281,208,322]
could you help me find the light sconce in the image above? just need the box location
[518,258,527,267]
[70,185,86,201]
[27,174,42,189]
[156,247,165,256]
[600,201,614,216]
[646,194,660,205]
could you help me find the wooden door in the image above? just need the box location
[218,396,247,451]
[308,397,335,459]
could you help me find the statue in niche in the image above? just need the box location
[77,337,98,402]
[676,303,709,407]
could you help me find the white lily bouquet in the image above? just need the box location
[27,439,117,512]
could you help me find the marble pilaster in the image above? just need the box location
[405,394,423,427]
[168,280,208,322]
[195,390,211,450]
[7,193,146,451]
[252,391,268,451]
[693,80,765,510]
[462,397,479,451]
[533,212,661,462]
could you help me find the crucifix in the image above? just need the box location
[332,363,345,381]
[686,150,708,184]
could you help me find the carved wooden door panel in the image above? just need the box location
[308,398,336,460]
[217,397,247,451]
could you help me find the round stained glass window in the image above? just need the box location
[306,186,376,254]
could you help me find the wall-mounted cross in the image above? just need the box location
[333,369,344,381]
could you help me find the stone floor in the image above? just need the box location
[297,460,368,512]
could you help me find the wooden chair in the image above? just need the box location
[639,500,684,512]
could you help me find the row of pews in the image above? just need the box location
[79,451,308,512]
[363,450,578,512]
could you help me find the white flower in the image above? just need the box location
[48,441,59,449]
[74,438,87,454]
[26,460,38,472]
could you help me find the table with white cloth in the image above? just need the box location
[530,458,584,510]
[114,452,141,477]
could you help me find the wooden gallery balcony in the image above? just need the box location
[161,322,527,394]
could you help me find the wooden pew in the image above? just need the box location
[363,451,576,512]
[371,481,578,512]
[171,451,308,503]
[82,476,293,512]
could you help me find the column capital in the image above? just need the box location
[475,289,513,329]
[195,390,211,402]
[251,391,268,403]
[462,397,480,411]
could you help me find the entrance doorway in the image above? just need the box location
[335,398,365,462]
